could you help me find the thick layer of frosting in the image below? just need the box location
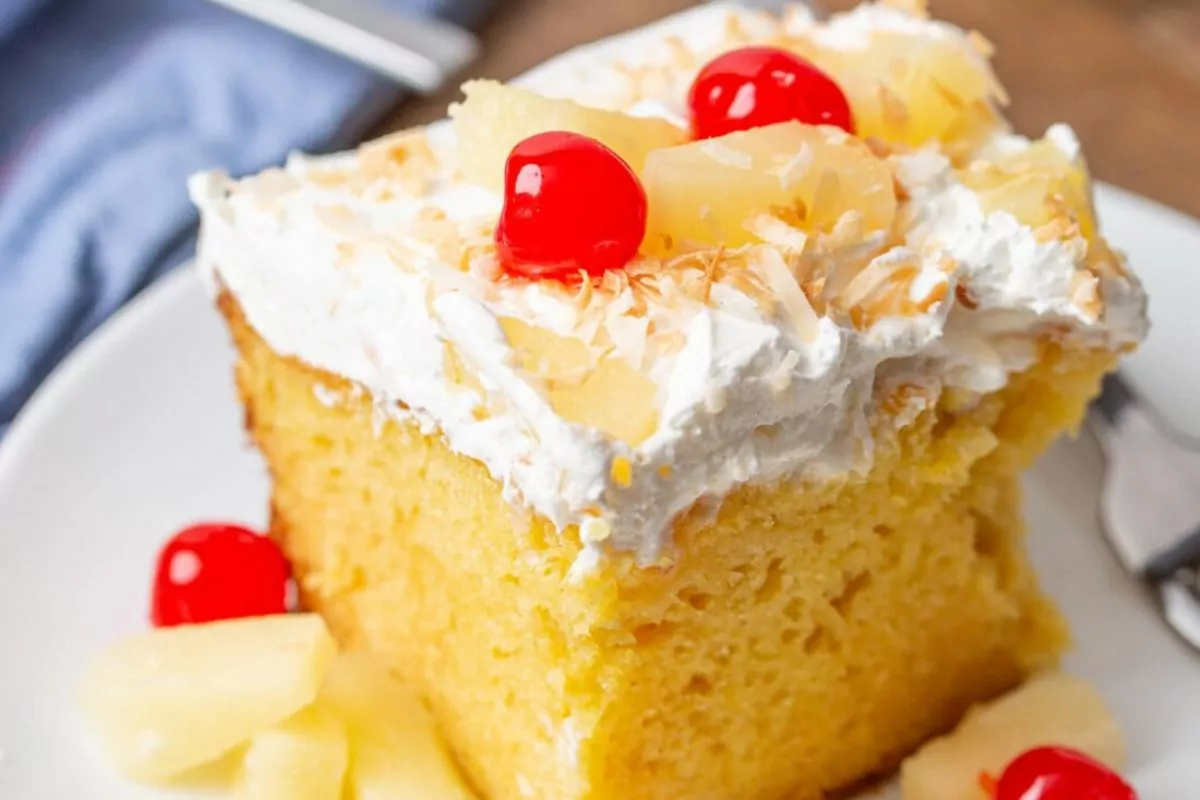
[190,2,1147,570]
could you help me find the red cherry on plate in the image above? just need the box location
[151,523,291,627]
[994,746,1137,800]
[688,46,854,139]
[495,131,647,280]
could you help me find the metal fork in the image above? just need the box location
[1091,373,1200,652]
[208,0,479,93]
[720,0,823,16]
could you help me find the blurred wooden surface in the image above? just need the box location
[387,0,1200,217]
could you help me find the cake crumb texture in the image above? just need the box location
[222,293,1110,800]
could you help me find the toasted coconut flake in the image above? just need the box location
[308,169,351,188]
[955,283,980,310]
[664,34,699,71]
[385,243,419,274]
[751,248,820,342]
[700,140,754,170]
[967,30,996,57]
[745,213,811,251]
[1070,269,1103,321]
[914,279,949,313]
[879,381,936,427]
[810,168,842,227]
[1085,236,1131,280]
[653,329,688,356]
[765,350,801,394]
[825,210,867,249]
[314,204,361,237]
[357,128,438,193]
[836,252,924,328]
[774,142,815,191]
[335,242,356,268]
[931,78,966,110]
[1034,215,1082,244]
[359,128,432,173]
[723,10,761,44]
[606,314,650,370]
[410,205,465,265]
[248,168,301,198]
[864,136,903,160]
[463,241,500,280]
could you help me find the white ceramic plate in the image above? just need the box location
[1,184,1198,799]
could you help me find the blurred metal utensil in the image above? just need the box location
[208,0,479,93]
[1091,372,1200,653]
[715,0,824,18]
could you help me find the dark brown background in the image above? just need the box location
[385,0,1200,218]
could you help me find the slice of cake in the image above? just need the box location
[190,3,1147,799]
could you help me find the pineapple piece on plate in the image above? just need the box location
[804,33,1004,152]
[961,136,1097,243]
[77,614,337,783]
[642,121,895,254]
[500,317,659,447]
[451,80,686,192]
[320,652,476,800]
[236,705,349,800]
[900,672,1125,800]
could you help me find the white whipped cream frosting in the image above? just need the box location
[190,2,1147,570]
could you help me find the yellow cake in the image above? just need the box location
[190,3,1147,799]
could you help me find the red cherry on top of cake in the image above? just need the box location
[495,131,648,280]
[688,46,854,139]
[992,746,1137,800]
[151,523,291,627]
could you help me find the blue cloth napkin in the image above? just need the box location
[0,0,490,432]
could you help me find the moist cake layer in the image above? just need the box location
[190,2,1145,571]
[223,290,1099,800]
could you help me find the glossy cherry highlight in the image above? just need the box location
[688,46,854,139]
[993,747,1137,800]
[151,523,291,627]
[495,131,647,280]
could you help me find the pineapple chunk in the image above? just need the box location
[961,137,1097,242]
[77,614,337,783]
[451,80,686,191]
[806,33,1003,151]
[236,705,348,800]
[900,672,1125,800]
[501,317,658,446]
[321,653,476,800]
[642,121,896,254]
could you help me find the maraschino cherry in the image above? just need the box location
[688,46,854,139]
[992,746,1137,800]
[151,523,291,627]
[495,131,647,280]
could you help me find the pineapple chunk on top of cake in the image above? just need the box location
[641,121,897,254]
